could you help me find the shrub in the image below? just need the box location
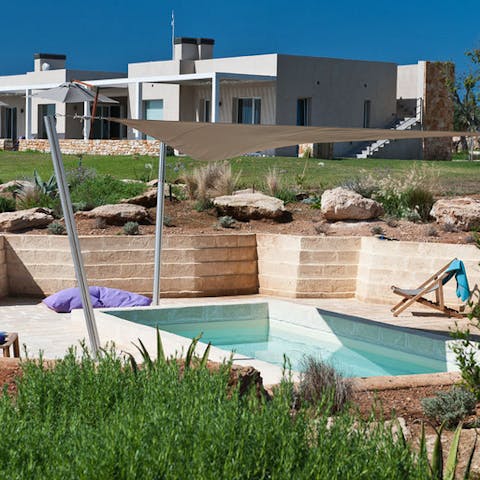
[265,167,281,196]
[185,162,240,202]
[403,187,434,222]
[218,216,236,228]
[370,225,385,236]
[47,222,66,235]
[442,221,458,233]
[66,164,97,189]
[33,170,58,199]
[297,356,352,414]
[93,217,107,229]
[343,173,379,198]
[0,349,430,478]
[425,225,439,237]
[0,197,15,213]
[163,215,174,227]
[123,221,140,235]
[71,201,88,213]
[314,222,330,235]
[421,387,476,428]
[194,199,214,212]
[70,175,145,209]
[134,161,154,183]
[275,188,298,204]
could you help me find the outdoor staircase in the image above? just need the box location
[354,116,420,159]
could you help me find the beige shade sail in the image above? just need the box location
[109,118,479,161]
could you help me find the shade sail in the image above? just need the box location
[33,82,118,104]
[108,118,480,161]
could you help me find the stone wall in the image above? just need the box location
[3,234,258,297]
[0,139,14,151]
[356,237,480,305]
[0,236,7,298]
[17,139,162,156]
[422,61,455,160]
[1,233,479,305]
[256,234,360,298]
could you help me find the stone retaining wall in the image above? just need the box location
[256,234,360,298]
[356,237,480,305]
[18,139,161,156]
[0,237,7,298]
[1,233,479,304]
[3,234,258,297]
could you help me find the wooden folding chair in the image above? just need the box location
[391,260,463,318]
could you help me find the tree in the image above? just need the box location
[450,49,480,159]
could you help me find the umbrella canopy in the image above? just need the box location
[0,100,11,107]
[109,118,480,161]
[33,82,118,104]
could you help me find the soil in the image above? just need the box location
[21,200,476,244]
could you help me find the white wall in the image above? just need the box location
[397,64,421,99]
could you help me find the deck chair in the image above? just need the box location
[391,259,470,318]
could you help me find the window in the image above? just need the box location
[363,100,371,128]
[296,98,311,126]
[143,100,164,139]
[199,99,211,122]
[235,98,261,124]
[38,104,56,139]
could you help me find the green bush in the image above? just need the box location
[47,222,66,235]
[194,199,214,212]
[70,175,145,209]
[123,221,140,235]
[0,349,430,479]
[421,387,476,429]
[403,187,435,222]
[274,188,298,204]
[0,197,15,213]
[218,215,236,228]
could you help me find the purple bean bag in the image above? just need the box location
[43,286,151,313]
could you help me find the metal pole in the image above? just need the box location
[152,142,167,305]
[44,115,101,355]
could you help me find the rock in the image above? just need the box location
[321,187,384,221]
[430,197,480,231]
[213,193,286,221]
[120,179,143,184]
[121,189,158,208]
[0,180,34,195]
[78,204,151,225]
[0,207,54,232]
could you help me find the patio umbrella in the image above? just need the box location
[32,82,118,104]
[0,100,11,107]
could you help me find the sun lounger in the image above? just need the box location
[391,259,470,318]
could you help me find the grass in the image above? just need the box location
[2,151,480,195]
[0,348,430,479]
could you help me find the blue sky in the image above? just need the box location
[1,0,479,77]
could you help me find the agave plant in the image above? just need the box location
[128,327,211,373]
[418,420,477,480]
[33,169,58,199]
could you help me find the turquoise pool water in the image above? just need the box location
[106,303,451,377]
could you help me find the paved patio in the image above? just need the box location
[0,295,472,361]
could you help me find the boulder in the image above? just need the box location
[121,189,158,208]
[430,197,480,231]
[0,180,34,195]
[0,207,54,232]
[213,193,286,221]
[321,187,384,221]
[78,204,151,225]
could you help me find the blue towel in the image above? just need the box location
[444,259,471,302]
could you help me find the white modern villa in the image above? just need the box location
[0,38,453,159]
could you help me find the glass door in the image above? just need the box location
[143,100,163,139]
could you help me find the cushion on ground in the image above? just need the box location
[43,286,151,313]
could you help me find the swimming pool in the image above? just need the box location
[104,300,456,378]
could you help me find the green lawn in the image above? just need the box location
[1,150,480,194]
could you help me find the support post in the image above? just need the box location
[211,73,220,123]
[134,82,143,139]
[83,101,90,140]
[25,89,32,139]
[44,115,101,355]
[152,142,166,305]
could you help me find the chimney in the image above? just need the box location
[174,37,198,61]
[197,38,214,60]
[34,53,66,72]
